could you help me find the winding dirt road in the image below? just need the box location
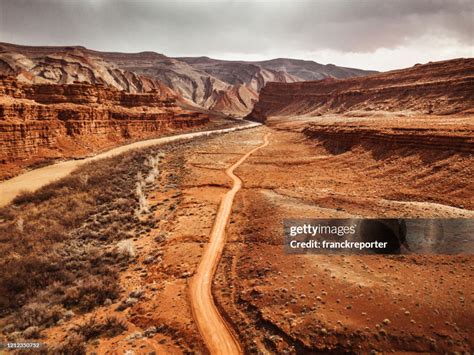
[189,132,271,355]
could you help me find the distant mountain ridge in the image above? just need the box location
[177,56,375,82]
[0,42,377,116]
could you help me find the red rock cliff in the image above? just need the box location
[0,76,209,179]
[247,59,474,122]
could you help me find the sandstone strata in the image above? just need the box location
[302,121,474,154]
[1,42,375,116]
[0,76,208,179]
[247,59,474,122]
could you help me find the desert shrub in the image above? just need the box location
[0,254,69,311]
[113,197,134,212]
[135,173,149,216]
[116,239,135,259]
[51,334,86,355]
[22,325,41,339]
[61,274,120,311]
[16,302,65,330]
[73,316,127,341]
[0,142,172,331]
[12,189,55,205]
[102,316,128,337]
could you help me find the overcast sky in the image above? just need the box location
[0,0,472,71]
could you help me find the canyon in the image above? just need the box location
[0,42,375,116]
[0,41,473,354]
[247,58,474,122]
[2,124,472,353]
[0,42,376,180]
[247,59,474,171]
[0,75,211,180]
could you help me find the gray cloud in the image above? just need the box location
[0,0,472,64]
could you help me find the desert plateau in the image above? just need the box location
[0,1,473,354]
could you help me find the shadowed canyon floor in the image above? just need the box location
[1,118,472,353]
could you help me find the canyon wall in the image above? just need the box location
[0,76,176,107]
[0,76,209,179]
[302,122,474,155]
[1,42,376,117]
[247,59,474,122]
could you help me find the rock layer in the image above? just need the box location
[0,42,376,116]
[0,76,208,179]
[0,44,169,95]
[247,59,474,122]
[302,122,474,154]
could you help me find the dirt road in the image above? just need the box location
[189,132,271,355]
[0,122,260,207]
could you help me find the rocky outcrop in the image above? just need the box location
[207,84,259,116]
[176,56,375,115]
[0,76,208,179]
[0,44,171,95]
[247,59,474,122]
[97,53,298,116]
[253,58,377,81]
[176,57,300,92]
[0,76,175,107]
[0,42,375,117]
[302,123,474,154]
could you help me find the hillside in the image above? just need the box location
[178,56,374,82]
[253,58,376,81]
[0,42,375,116]
[0,43,171,95]
[0,75,210,179]
[247,58,474,122]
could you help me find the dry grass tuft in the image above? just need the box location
[0,146,167,333]
[51,334,86,355]
[73,316,128,341]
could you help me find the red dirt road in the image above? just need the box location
[189,132,271,355]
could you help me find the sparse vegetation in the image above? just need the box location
[51,334,86,355]
[16,302,65,329]
[0,145,167,334]
[73,316,127,341]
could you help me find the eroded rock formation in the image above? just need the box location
[302,121,474,155]
[0,75,208,179]
[247,59,474,122]
[0,42,375,116]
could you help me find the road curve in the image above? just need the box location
[0,122,260,208]
[190,132,271,355]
